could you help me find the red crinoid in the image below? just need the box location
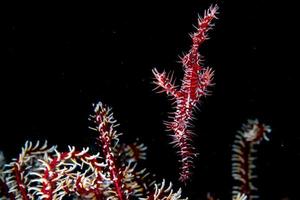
[1,102,188,200]
[152,5,218,183]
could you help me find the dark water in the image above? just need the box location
[2,1,296,199]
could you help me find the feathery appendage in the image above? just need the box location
[205,192,247,200]
[0,101,186,200]
[3,141,56,200]
[152,4,218,183]
[232,119,271,200]
[89,101,126,200]
[233,193,247,200]
[141,179,187,200]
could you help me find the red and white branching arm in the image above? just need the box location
[90,101,126,200]
[152,4,218,183]
[232,119,271,200]
[0,101,187,200]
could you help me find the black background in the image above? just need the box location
[3,0,297,199]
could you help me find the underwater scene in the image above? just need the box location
[2,1,296,199]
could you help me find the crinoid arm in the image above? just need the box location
[233,193,247,200]
[232,119,271,200]
[141,179,188,200]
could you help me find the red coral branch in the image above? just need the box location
[152,4,218,183]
